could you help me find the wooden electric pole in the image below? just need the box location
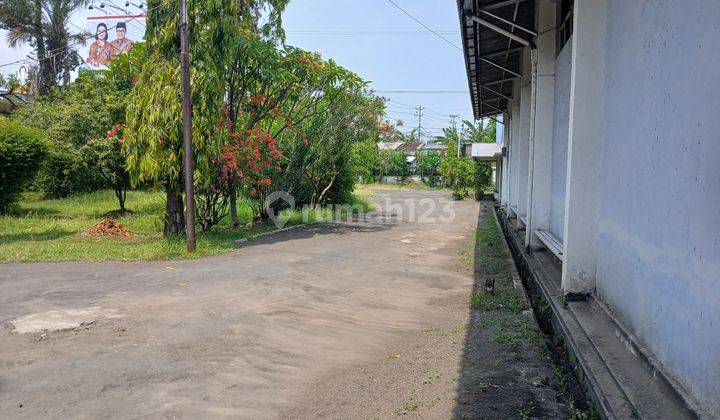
[179,0,196,252]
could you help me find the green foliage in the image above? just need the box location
[125,0,381,233]
[12,70,130,199]
[0,121,46,213]
[81,125,131,211]
[475,161,493,200]
[417,151,442,185]
[380,150,411,182]
[33,146,104,199]
[439,156,475,198]
[463,118,496,143]
[434,125,460,146]
[351,139,380,184]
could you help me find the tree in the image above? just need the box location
[463,118,497,194]
[12,69,130,199]
[82,123,131,212]
[0,0,89,94]
[380,150,410,183]
[352,139,380,184]
[474,160,492,200]
[439,156,475,199]
[125,0,288,236]
[462,118,496,143]
[417,151,441,185]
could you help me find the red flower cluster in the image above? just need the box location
[215,128,282,197]
[107,123,125,143]
[250,93,266,106]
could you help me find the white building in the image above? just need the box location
[458,0,719,418]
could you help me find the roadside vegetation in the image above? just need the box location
[0,0,495,264]
[464,205,599,419]
[0,189,373,263]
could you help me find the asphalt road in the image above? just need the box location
[0,189,558,419]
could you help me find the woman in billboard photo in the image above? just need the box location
[87,23,112,67]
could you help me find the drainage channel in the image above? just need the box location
[493,205,600,419]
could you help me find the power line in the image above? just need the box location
[286,30,459,36]
[376,89,469,94]
[385,0,463,52]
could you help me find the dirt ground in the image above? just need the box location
[0,188,562,419]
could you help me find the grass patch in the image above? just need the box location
[357,182,449,192]
[0,189,372,263]
[394,398,419,415]
[468,206,528,313]
[463,206,545,355]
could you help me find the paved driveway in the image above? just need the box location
[0,189,495,418]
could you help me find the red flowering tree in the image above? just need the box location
[195,128,281,231]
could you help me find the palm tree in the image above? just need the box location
[462,118,496,143]
[0,0,90,94]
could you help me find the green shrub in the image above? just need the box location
[439,156,475,198]
[0,121,47,213]
[351,139,380,183]
[418,151,441,186]
[33,145,104,199]
[475,161,493,200]
[12,72,120,198]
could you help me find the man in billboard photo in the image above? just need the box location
[87,22,112,67]
[110,22,133,57]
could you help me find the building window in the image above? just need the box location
[556,0,573,54]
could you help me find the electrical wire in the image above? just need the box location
[385,0,463,53]
[376,89,469,93]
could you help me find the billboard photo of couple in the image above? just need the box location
[85,14,145,68]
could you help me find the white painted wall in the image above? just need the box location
[595,0,720,413]
[549,42,571,241]
[509,77,523,210]
[516,49,532,218]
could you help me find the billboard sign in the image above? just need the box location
[84,14,146,69]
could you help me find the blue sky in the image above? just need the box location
[0,0,480,136]
[283,0,475,136]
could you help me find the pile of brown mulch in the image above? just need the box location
[88,218,133,237]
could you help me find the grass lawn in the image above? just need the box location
[0,189,373,263]
[357,182,450,192]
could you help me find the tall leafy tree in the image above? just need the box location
[124,0,287,235]
[0,0,89,94]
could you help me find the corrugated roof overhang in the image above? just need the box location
[457,0,536,120]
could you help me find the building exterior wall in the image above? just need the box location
[549,41,571,241]
[594,0,720,412]
[509,81,523,210]
[516,73,532,217]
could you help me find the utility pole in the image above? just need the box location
[180,0,196,252]
[449,114,461,157]
[414,105,424,142]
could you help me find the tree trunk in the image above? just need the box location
[33,0,49,95]
[115,187,127,211]
[317,170,338,206]
[228,181,239,228]
[164,186,185,236]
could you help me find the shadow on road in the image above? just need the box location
[236,216,397,248]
